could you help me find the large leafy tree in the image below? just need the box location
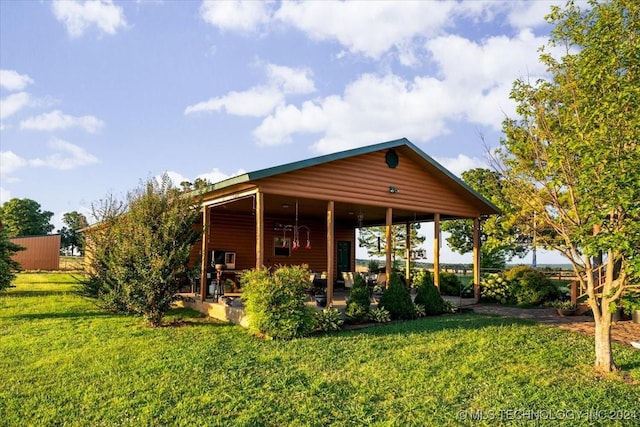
[358,223,426,265]
[0,221,24,292]
[84,174,201,326]
[58,211,89,255]
[498,0,639,373]
[0,198,54,237]
[441,168,530,270]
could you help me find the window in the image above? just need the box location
[274,237,290,256]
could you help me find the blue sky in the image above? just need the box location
[1,0,569,264]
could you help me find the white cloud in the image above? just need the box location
[52,0,127,38]
[200,0,272,33]
[0,151,27,176]
[254,73,456,151]
[196,168,245,184]
[184,63,314,116]
[0,70,34,91]
[506,1,560,29]
[0,92,31,120]
[20,110,104,133]
[0,186,11,203]
[435,154,488,177]
[275,1,456,59]
[265,64,315,95]
[185,86,283,117]
[30,138,99,170]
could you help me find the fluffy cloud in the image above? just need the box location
[275,1,456,59]
[196,167,245,184]
[0,151,27,176]
[435,154,488,178]
[20,110,104,133]
[0,70,34,91]
[52,0,127,38]
[0,92,31,120]
[200,0,272,33]
[251,29,547,153]
[30,138,99,170]
[184,63,314,116]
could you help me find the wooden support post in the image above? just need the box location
[405,222,411,288]
[326,201,335,307]
[255,192,264,269]
[385,207,392,279]
[433,213,440,289]
[200,207,209,302]
[473,217,481,302]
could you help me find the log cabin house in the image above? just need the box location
[183,138,499,319]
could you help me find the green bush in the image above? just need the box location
[413,303,426,317]
[0,224,23,292]
[504,266,560,306]
[480,273,512,304]
[344,273,371,324]
[315,307,344,332]
[379,272,415,320]
[413,270,446,315]
[241,265,317,339]
[439,272,464,296]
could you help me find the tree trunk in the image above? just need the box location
[593,312,616,373]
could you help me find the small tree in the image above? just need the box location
[0,222,24,292]
[413,271,445,314]
[84,174,201,326]
[344,273,371,323]
[498,0,640,372]
[58,211,89,255]
[379,272,415,320]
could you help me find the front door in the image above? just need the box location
[337,241,351,282]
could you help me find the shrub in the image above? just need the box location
[504,266,560,306]
[439,272,464,296]
[0,224,23,292]
[413,270,446,315]
[367,259,379,273]
[480,272,512,304]
[367,307,391,323]
[315,307,344,332]
[241,265,317,339]
[344,273,371,324]
[379,272,415,320]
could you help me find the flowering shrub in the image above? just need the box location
[480,273,512,304]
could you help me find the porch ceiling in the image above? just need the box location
[207,193,464,227]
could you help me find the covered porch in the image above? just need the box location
[182,139,499,318]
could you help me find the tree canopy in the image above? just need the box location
[0,198,54,237]
[441,168,530,270]
[58,211,89,255]
[0,222,24,292]
[498,0,639,372]
[357,223,426,266]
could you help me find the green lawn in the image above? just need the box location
[1,273,639,426]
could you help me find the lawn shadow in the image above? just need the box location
[3,289,78,298]
[3,310,119,321]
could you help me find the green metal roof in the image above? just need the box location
[199,137,500,214]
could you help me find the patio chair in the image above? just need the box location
[342,272,354,289]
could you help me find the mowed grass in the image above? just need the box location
[1,274,639,427]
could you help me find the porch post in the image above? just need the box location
[405,221,411,287]
[200,206,209,302]
[255,191,264,269]
[326,200,335,307]
[433,213,440,289]
[473,217,481,302]
[385,207,392,279]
